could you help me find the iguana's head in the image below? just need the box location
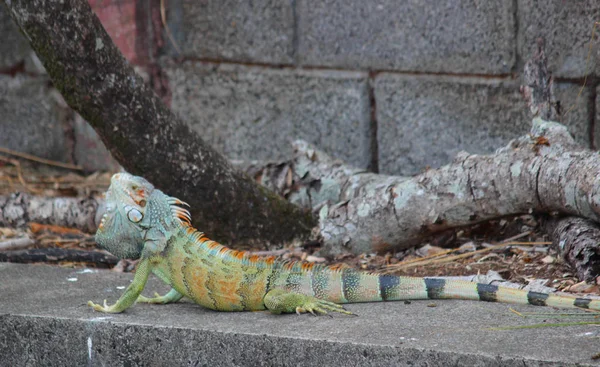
[95,173,155,259]
[95,173,191,259]
[103,172,154,225]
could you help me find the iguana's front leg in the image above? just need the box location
[263,288,355,316]
[136,288,183,304]
[88,258,151,313]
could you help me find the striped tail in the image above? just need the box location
[417,278,600,310]
[335,272,600,311]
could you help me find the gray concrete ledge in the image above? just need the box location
[1,263,599,366]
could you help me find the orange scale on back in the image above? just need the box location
[301,263,315,271]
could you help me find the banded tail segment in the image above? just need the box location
[327,272,600,310]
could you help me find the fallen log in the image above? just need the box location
[0,193,100,233]
[544,217,600,283]
[0,248,118,266]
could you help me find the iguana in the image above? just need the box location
[88,172,600,315]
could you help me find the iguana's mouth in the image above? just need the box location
[98,213,107,230]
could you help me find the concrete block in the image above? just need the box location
[375,74,591,176]
[0,75,70,163]
[518,0,600,78]
[595,85,600,149]
[166,62,372,168]
[297,0,515,74]
[167,0,295,65]
[1,263,599,366]
[0,5,32,71]
[553,82,592,148]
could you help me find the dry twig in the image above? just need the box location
[0,146,82,170]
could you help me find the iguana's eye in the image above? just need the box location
[126,207,143,223]
[131,185,139,190]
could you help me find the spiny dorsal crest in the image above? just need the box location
[187,232,354,273]
[167,196,191,225]
[166,195,354,274]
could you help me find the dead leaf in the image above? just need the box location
[563,281,599,294]
[0,227,18,237]
[541,255,555,264]
[29,223,85,235]
[534,136,550,146]
[416,244,445,257]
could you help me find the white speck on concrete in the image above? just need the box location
[90,317,113,321]
[67,277,78,282]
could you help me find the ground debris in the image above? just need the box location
[0,160,112,197]
[0,161,113,268]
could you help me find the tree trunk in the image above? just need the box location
[2,0,315,247]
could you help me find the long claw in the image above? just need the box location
[296,300,353,316]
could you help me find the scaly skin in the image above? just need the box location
[88,173,600,315]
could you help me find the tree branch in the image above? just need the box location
[544,217,600,282]
[0,193,100,233]
[260,121,600,256]
[0,248,118,266]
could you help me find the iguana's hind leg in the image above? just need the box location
[137,288,183,304]
[263,288,354,316]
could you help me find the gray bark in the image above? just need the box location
[520,38,559,121]
[0,193,99,233]
[545,217,600,282]
[2,0,315,247]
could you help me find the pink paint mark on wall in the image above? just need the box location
[88,0,146,65]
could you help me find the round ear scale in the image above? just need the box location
[125,206,144,223]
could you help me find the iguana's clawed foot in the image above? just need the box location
[87,299,122,313]
[295,299,355,316]
[136,292,164,304]
[136,289,183,304]
[263,288,355,316]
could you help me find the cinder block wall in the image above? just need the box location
[1,1,599,175]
